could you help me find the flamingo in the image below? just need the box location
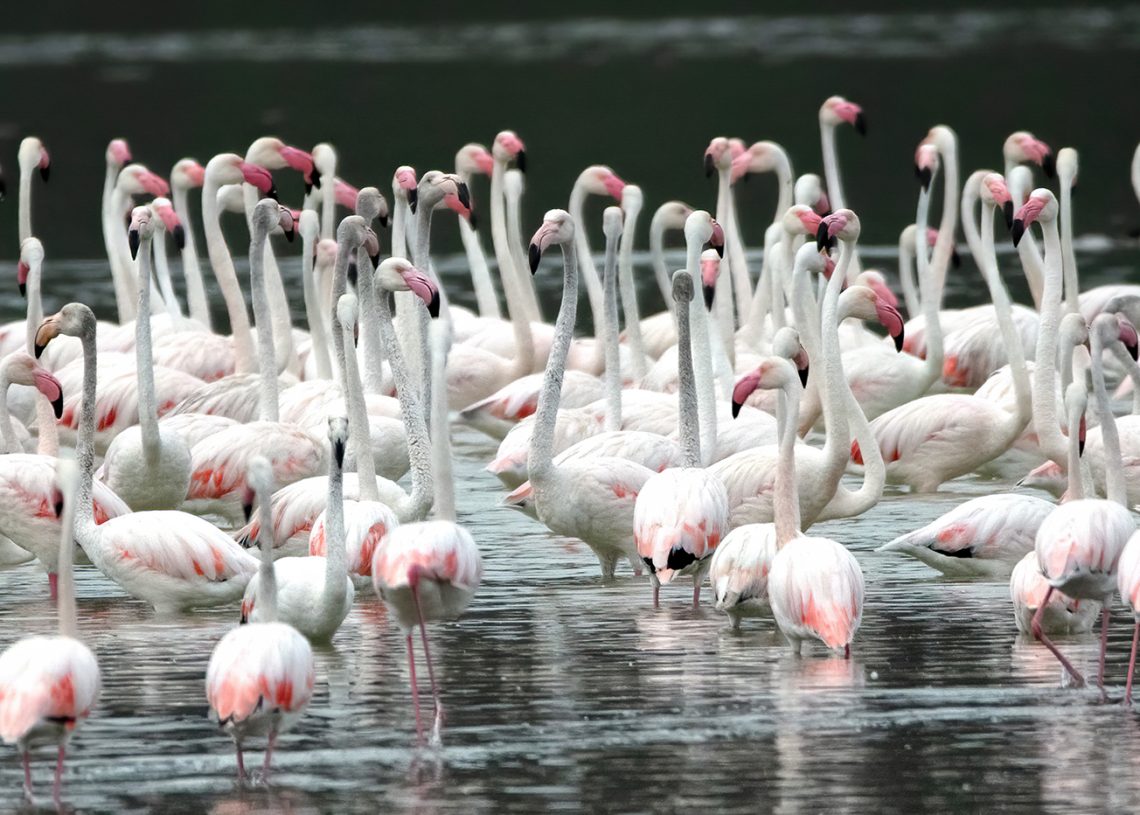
[0,353,62,456]
[206,456,314,783]
[100,139,135,322]
[525,209,654,577]
[0,456,99,807]
[35,303,259,611]
[759,355,865,655]
[1026,313,1135,691]
[634,199,694,358]
[96,206,192,510]
[16,136,49,245]
[454,142,501,319]
[634,269,729,607]
[818,95,866,276]
[372,316,483,745]
[170,158,211,330]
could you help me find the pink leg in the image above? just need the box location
[235,740,246,782]
[1126,622,1139,707]
[407,633,424,743]
[692,576,701,608]
[411,583,444,742]
[262,729,276,782]
[1031,588,1086,687]
[48,572,58,602]
[1098,604,1112,696]
[845,643,851,659]
[22,750,33,802]
[652,581,660,609]
[52,744,64,807]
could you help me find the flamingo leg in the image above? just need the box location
[406,633,424,743]
[411,583,444,744]
[653,581,660,608]
[262,728,277,782]
[692,576,701,608]
[1126,622,1139,707]
[52,745,64,807]
[235,739,246,782]
[1031,588,1086,687]
[1098,604,1112,696]
[48,572,58,602]
[22,750,33,801]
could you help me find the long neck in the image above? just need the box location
[676,285,700,467]
[529,241,578,483]
[686,237,718,464]
[617,202,647,379]
[249,224,279,421]
[152,231,185,323]
[827,366,885,517]
[255,489,278,621]
[377,293,433,521]
[821,123,845,210]
[649,216,675,312]
[457,179,501,319]
[323,439,348,612]
[930,140,959,298]
[916,183,944,386]
[355,247,389,394]
[320,173,336,241]
[774,384,801,547]
[172,186,211,330]
[429,321,457,521]
[741,224,782,344]
[339,313,380,502]
[898,229,920,320]
[1059,172,1080,315]
[24,258,42,358]
[244,190,295,376]
[1008,169,1047,310]
[772,155,794,225]
[135,235,161,456]
[489,159,521,314]
[301,232,332,380]
[568,182,606,333]
[392,196,409,259]
[960,171,986,271]
[602,228,622,431]
[75,325,98,533]
[34,393,58,456]
[203,178,255,371]
[1091,332,1127,506]
[0,377,17,454]
[816,239,853,495]
[505,175,543,324]
[56,473,80,639]
[722,168,749,327]
[714,164,740,336]
[497,202,537,378]
[102,166,133,324]
[1032,217,1069,466]
[18,163,32,244]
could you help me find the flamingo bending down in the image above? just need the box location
[0,456,99,807]
[206,457,314,782]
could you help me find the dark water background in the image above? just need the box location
[0,8,1139,814]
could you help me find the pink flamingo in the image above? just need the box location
[634,269,729,607]
[0,456,99,807]
[206,456,314,782]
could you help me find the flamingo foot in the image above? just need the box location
[1031,589,1086,688]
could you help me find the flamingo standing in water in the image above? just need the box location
[0,455,99,807]
[206,457,314,782]
[634,269,729,607]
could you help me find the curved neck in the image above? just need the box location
[25,257,42,358]
[676,285,700,468]
[172,186,211,330]
[135,234,162,455]
[529,241,578,483]
[301,232,332,380]
[429,321,456,521]
[102,166,133,323]
[55,466,79,638]
[1091,331,1127,506]
[338,310,379,502]
[714,165,740,335]
[774,384,802,547]
[391,196,410,260]
[18,164,32,244]
[916,183,944,385]
[618,202,647,379]
[322,435,348,612]
[34,392,58,456]
[249,223,279,422]
[1032,217,1069,467]
[649,216,675,312]
[930,141,959,298]
[499,198,537,376]
[203,178,255,371]
[1008,174,1047,310]
[152,231,185,324]
[320,173,336,241]
[721,168,749,327]
[1059,173,1080,315]
[686,236,718,464]
[505,175,543,324]
[602,227,623,431]
[960,171,985,271]
[75,325,98,534]
[816,239,853,493]
[242,188,294,375]
[355,247,389,394]
[568,182,606,333]
[898,230,920,320]
[489,159,523,317]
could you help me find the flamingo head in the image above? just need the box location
[580,165,626,200]
[980,172,1014,230]
[1004,131,1055,178]
[455,144,493,177]
[1011,189,1057,247]
[251,198,295,243]
[149,197,185,250]
[117,164,170,198]
[621,183,643,216]
[817,208,861,252]
[700,249,721,310]
[820,96,866,135]
[171,159,205,193]
[846,282,905,353]
[794,173,831,216]
[732,357,802,418]
[18,137,50,182]
[1057,147,1078,191]
[127,206,154,260]
[355,186,390,229]
[493,131,527,173]
[783,205,822,238]
[730,141,786,184]
[671,267,693,307]
[653,201,694,231]
[376,258,440,318]
[4,352,63,419]
[914,143,939,191]
[418,170,472,224]
[207,154,278,199]
[106,138,132,169]
[34,303,96,358]
[684,210,724,261]
[247,137,319,191]
[1116,314,1140,361]
[327,414,349,470]
[704,137,733,177]
[529,209,575,272]
[394,166,419,213]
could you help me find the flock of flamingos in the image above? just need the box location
[0,93,1139,805]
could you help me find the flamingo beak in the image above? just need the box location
[529,243,541,273]
[1011,220,1026,248]
[241,489,254,523]
[407,187,418,214]
[129,229,140,260]
[456,181,472,211]
[703,284,715,310]
[516,150,527,174]
[17,260,28,298]
[1002,201,1014,230]
[333,436,345,469]
[1042,151,1056,179]
[703,153,715,178]
[854,112,867,136]
[816,222,830,252]
[915,164,932,191]
[172,224,186,250]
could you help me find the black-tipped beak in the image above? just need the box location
[266,184,279,202]
[1079,435,1086,457]
[39,165,50,183]
[468,211,479,231]
[33,343,45,359]
[528,243,541,274]
[1002,201,1014,230]
[51,394,63,419]
[950,246,961,268]
[407,188,418,214]
[713,242,724,259]
[703,153,714,178]
[310,172,321,190]
[369,251,380,270]
[173,224,186,250]
[283,224,295,243]
[1129,341,1139,362]
[1011,219,1026,248]
[1042,151,1056,179]
[333,437,345,469]
[427,289,441,319]
[242,501,254,522]
[798,366,810,387]
[128,230,140,260]
[854,112,867,136]
[347,260,358,289]
[703,284,715,310]
[18,282,26,298]
[53,494,63,519]
[378,213,390,229]
[893,330,905,353]
[457,182,471,210]
[731,399,743,419]
[0,175,6,200]
[915,165,932,191]
[305,180,314,195]
[516,150,527,174]
[816,222,830,252]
